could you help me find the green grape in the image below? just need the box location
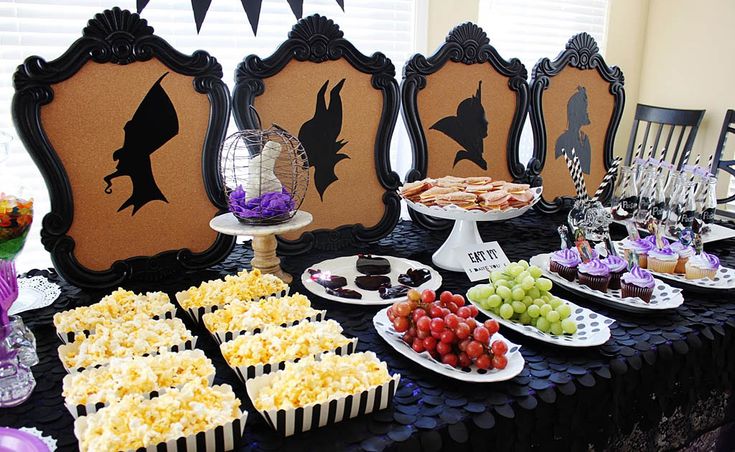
[499,303,514,319]
[467,286,482,301]
[496,286,512,300]
[541,294,551,303]
[479,299,490,310]
[545,310,560,323]
[527,304,541,318]
[529,265,543,279]
[540,304,553,317]
[561,318,577,334]
[495,280,512,289]
[536,317,551,332]
[535,278,553,292]
[522,296,533,307]
[507,265,524,277]
[519,312,532,325]
[518,260,529,269]
[520,276,535,290]
[490,270,507,283]
[533,298,545,307]
[512,301,527,314]
[528,287,541,299]
[549,298,561,309]
[511,287,525,301]
[550,322,563,336]
[487,294,502,308]
[556,304,572,319]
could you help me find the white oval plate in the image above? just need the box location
[301,255,442,306]
[373,307,524,382]
[612,241,735,291]
[529,253,684,313]
[404,187,543,221]
[467,296,614,347]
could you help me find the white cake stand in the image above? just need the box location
[405,187,543,272]
[209,211,313,284]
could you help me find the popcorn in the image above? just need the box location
[202,293,319,334]
[75,382,242,452]
[59,318,194,370]
[53,288,174,334]
[63,350,215,406]
[252,352,392,411]
[220,320,351,367]
[178,269,287,309]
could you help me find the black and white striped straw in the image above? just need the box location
[592,157,622,202]
[562,148,588,200]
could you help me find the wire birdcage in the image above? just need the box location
[220,124,308,226]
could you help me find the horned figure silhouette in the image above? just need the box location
[298,79,349,200]
[430,80,489,170]
[103,72,179,215]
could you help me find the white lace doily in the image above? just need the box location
[18,427,57,451]
[8,276,61,315]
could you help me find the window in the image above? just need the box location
[0,0,420,271]
[478,0,610,165]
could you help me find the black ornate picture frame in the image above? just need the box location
[12,7,235,288]
[401,22,529,230]
[233,14,401,254]
[528,32,625,213]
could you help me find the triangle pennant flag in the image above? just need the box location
[191,0,213,33]
[136,0,151,13]
[336,0,345,11]
[241,0,263,35]
[286,0,304,19]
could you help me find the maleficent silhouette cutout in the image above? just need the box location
[555,86,592,174]
[298,79,349,200]
[430,81,489,170]
[103,72,179,215]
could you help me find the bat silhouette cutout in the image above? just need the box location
[103,72,179,215]
[430,81,489,170]
[555,86,592,174]
[298,79,349,200]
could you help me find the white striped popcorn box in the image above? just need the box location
[207,310,327,345]
[175,287,290,324]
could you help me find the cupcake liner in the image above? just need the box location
[620,280,653,303]
[648,258,677,274]
[684,265,717,280]
[608,271,624,290]
[674,257,689,274]
[549,260,577,282]
[577,271,610,292]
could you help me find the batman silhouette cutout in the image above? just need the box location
[298,79,349,200]
[555,86,592,174]
[103,72,179,215]
[430,81,489,170]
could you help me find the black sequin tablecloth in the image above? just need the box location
[2,211,735,451]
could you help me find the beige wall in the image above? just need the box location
[426,0,479,52]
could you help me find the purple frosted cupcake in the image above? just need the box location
[620,266,655,302]
[621,237,654,268]
[602,255,627,290]
[643,235,669,247]
[577,259,612,292]
[549,249,581,281]
[670,241,695,274]
[648,246,677,274]
[685,252,720,280]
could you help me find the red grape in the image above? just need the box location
[430,330,442,339]
[412,308,427,322]
[423,336,437,351]
[407,326,417,338]
[458,338,471,352]
[446,302,458,313]
[458,352,472,368]
[439,291,454,304]
[466,340,484,359]
[436,341,452,356]
[430,318,445,333]
[416,316,431,332]
[429,305,443,318]
[452,294,466,307]
[492,354,508,369]
[407,289,421,302]
[473,326,490,344]
[456,306,471,319]
[416,329,429,339]
[402,334,413,344]
[394,317,409,332]
[441,308,451,317]
[475,353,492,369]
[444,313,459,329]
[387,307,396,321]
[465,318,478,331]
[394,302,411,317]
[440,329,455,344]
[455,323,471,340]
[412,338,425,353]
[491,340,508,356]
[484,319,500,335]
[421,289,436,303]
[441,353,458,367]
[468,305,479,317]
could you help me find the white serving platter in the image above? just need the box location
[612,241,735,292]
[373,307,524,382]
[467,296,614,347]
[529,253,684,313]
[301,255,442,305]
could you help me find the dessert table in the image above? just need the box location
[3,211,735,451]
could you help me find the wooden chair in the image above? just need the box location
[401,22,529,229]
[528,32,625,213]
[624,104,705,170]
[712,109,735,207]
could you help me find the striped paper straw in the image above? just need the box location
[571,150,589,199]
[592,157,622,202]
[562,149,587,200]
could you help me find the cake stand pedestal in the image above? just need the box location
[209,211,313,284]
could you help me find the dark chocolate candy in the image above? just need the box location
[354,275,391,291]
[325,287,362,299]
[307,269,348,289]
[397,268,432,287]
[379,285,411,299]
[356,254,391,275]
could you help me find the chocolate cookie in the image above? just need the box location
[378,285,411,299]
[397,268,432,287]
[325,287,362,300]
[307,269,347,289]
[354,275,391,291]
[356,254,391,275]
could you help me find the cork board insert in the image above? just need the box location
[540,67,615,202]
[40,59,218,271]
[419,61,517,183]
[251,59,386,241]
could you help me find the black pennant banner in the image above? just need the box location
[137,1,345,35]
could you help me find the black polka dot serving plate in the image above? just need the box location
[530,253,684,314]
[467,297,614,347]
[373,307,524,382]
[612,241,735,292]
